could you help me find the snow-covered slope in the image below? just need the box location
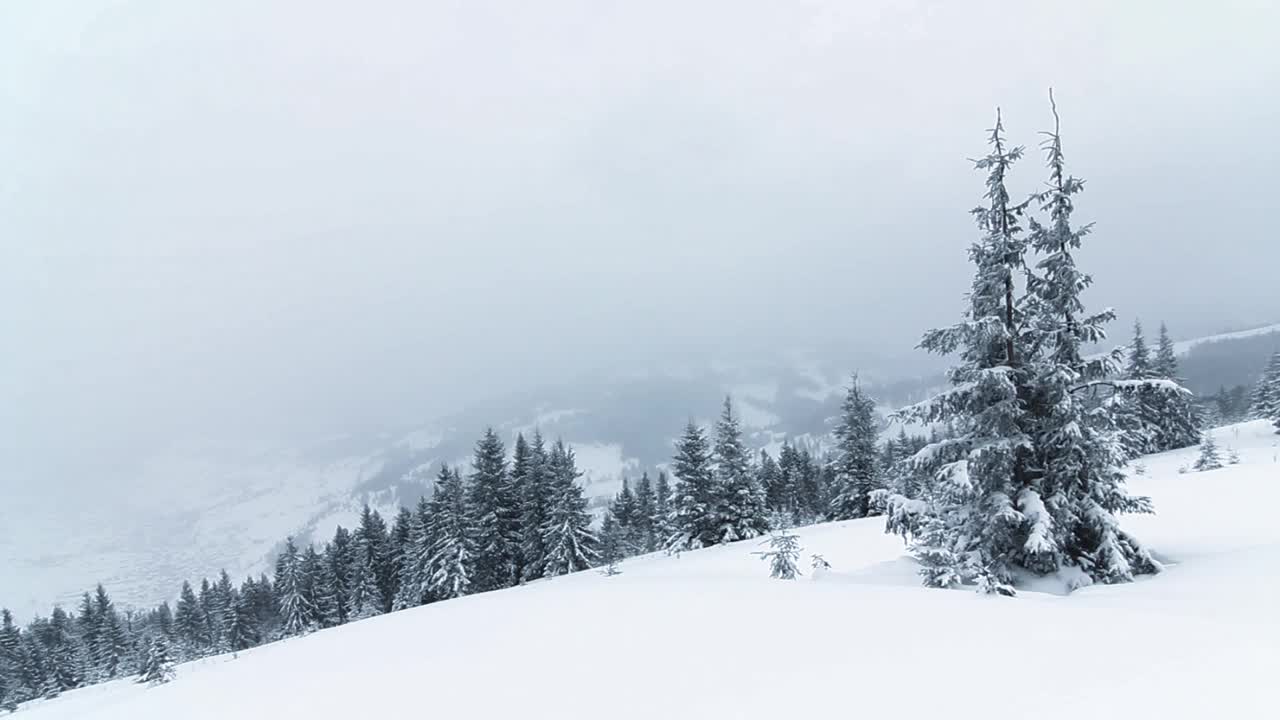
[16,421,1280,720]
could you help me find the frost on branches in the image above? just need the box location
[884,100,1159,594]
[755,531,803,580]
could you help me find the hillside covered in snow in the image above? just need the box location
[12,420,1279,720]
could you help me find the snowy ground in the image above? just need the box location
[17,422,1279,719]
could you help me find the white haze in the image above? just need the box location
[2,0,1277,491]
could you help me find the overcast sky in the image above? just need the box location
[2,0,1277,482]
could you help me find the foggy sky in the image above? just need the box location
[3,0,1278,483]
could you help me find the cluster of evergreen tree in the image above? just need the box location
[883,98,1179,593]
[1112,320,1202,455]
[1249,351,1280,433]
[599,391,894,564]
[0,427,599,710]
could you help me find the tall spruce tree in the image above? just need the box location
[1125,321,1151,379]
[757,449,784,517]
[348,535,384,620]
[275,537,313,638]
[1150,322,1201,449]
[669,421,718,550]
[354,506,394,613]
[888,102,1158,592]
[301,545,337,629]
[468,428,519,592]
[392,497,431,610]
[631,472,657,552]
[652,471,674,546]
[91,585,128,679]
[172,581,202,659]
[324,527,353,625]
[0,610,20,706]
[517,432,554,582]
[386,506,414,606]
[1154,323,1177,379]
[1250,352,1280,424]
[427,465,476,600]
[829,377,882,520]
[540,440,598,576]
[712,397,769,542]
[44,607,79,692]
[1020,94,1158,583]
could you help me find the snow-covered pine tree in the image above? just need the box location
[73,593,101,683]
[668,421,718,550]
[712,397,770,542]
[91,585,128,679]
[1154,323,1177,379]
[137,635,175,685]
[354,505,393,613]
[1250,352,1280,425]
[172,581,202,659]
[631,472,657,552]
[652,470,674,546]
[324,527,353,626]
[0,610,21,706]
[540,440,598,576]
[44,607,79,692]
[755,531,803,580]
[829,376,882,520]
[392,496,430,610]
[0,647,12,712]
[597,510,626,575]
[427,464,476,600]
[195,579,217,651]
[1194,433,1223,471]
[605,484,637,556]
[612,478,637,529]
[887,110,1035,593]
[210,571,236,653]
[301,545,338,629]
[347,535,384,620]
[757,449,784,516]
[1125,320,1151,379]
[387,506,414,603]
[799,446,826,521]
[1019,94,1158,585]
[240,574,278,642]
[1149,322,1201,450]
[517,432,554,582]
[275,537,314,638]
[226,587,257,651]
[468,428,519,592]
[14,633,47,702]
[888,101,1159,592]
[773,442,802,520]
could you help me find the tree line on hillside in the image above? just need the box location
[0,392,891,709]
[6,94,1248,709]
